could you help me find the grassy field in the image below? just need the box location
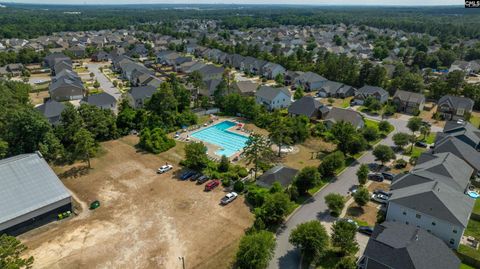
[470,114,480,128]
[404,146,426,159]
[464,219,480,239]
[422,132,437,144]
[460,263,475,269]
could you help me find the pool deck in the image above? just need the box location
[175,116,253,161]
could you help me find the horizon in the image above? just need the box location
[0,0,466,6]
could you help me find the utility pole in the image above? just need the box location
[178,256,185,269]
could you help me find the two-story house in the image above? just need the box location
[437,95,474,121]
[392,90,425,115]
[255,86,292,110]
[354,85,389,104]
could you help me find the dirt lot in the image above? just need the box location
[19,136,253,269]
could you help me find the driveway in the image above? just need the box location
[268,115,442,269]
[85,62,122,102]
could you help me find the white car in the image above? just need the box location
[157,164,173,174]
[371,193,389,204]
[221,192,238,205]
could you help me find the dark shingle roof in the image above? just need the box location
[35,100,65,123]
[389,180,474,227]
[324,107,364,128]
[129,85,157,100]
[288,96,323,118]
[81,92,116,107]
[256,86,291,101]
[433,136,480,172]
[393,90,425,104]
[358,85,388,96]
[438,95,474,111]
[257,165,298,188]
[363,221,460,269]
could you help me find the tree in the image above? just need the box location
[138,127,176,154]
[243,134,274,179]
[294,166,321,195]
[289,221,329,264]
[0,234,34,269]
[318,151,345,178]
[219,155,230,172]
[364,96,382,112]
[353,187,370,207]
[335,256,357,269]
[268,114,293,157]
[407,117,422,152]
[235,231,275,269]
[293,86,304,100]
[274,73,285,86]
[378,120,391,133]
[356,164,369,186]
[0,139,8,158]
[420,124,431,141]
[361,126,379,142]
[183,142,209,171]
[89,72,95,80]
[392,132,411,150]
[93,80,100,89]
[373,145,395,166]
[324,193,345,217]
[73,128,97,168]
[331,220,359,256]
[331,121,356,154]
[78,104,117,141]
[258,192,292,226]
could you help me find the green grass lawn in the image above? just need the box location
[458,244,480,264]
[404,146,426,159]
[422,132,437,144]
[470,116,480,129]
[460,263,475,269]
[473,199,480,215]
[464,219,480,239]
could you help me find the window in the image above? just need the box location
[432,222,436,226]
[416,214,421,219]
[449,239,455,245]
[403,212,406,215]
[406,221,409,225]
[457,108,465,116]
[453,229,457,234]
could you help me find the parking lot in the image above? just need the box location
[19,136,253,269]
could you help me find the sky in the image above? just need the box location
[1,0,466,6]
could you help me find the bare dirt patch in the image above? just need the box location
[281,138,336,170]
[345,202,380,226]
[20,136,253,269]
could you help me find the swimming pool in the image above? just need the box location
[191,121,249,157]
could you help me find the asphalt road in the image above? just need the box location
[85,62,122,102]
[268,114,442,269]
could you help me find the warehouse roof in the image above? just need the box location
[0,153,71,227]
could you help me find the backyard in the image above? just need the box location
[19,136,253,269]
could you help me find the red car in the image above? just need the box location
[205,180,220,191]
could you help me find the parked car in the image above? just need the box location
[197,175,210,184]
[190,173,202,181]
[221,192,238,205]
[368,173,384,182]
[373,189,391,197]
[371,193,389,204]
[368,163,380,171]
[205,180,220,191]
[358,226,374,236]
[415,141,428,148]
[180,171,195,180]
[157,164,173,174]
[381,172,395,180]
[337,218,359,228]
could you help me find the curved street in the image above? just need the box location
[268,114,442,269]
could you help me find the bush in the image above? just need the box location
[378,120,392,133]
[234,180,245,192]
[246,186,270,207]
[236,231,275,269]
[395,159,407,168]
[138,127,175,154]
[222,178,231,187]
[353,187,370,207]
[362,126,379,142]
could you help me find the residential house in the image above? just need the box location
[5,63,24,76]
[449,60,480,75]
[437,95,474,121]
[81,92,117,111]
[354,85,389,104]
[323,107,364,129]
[91,51,110,62]
[293,71,328,91]
[432,136,480,176]
[126,85,157,109]
[44,52,71,68]
[35,100,66,125]
[358,221,460,269]
[288,96,329,120]
[49,76,85,101]
[387,152,475,249]
[392,90,425,115]
[257,165,298,188]
[231,80,259,96]
[197,64,225,81]
[255,86,292,110]
[199,78,222,97]
[261,62,286,80]
[317,80,356,98]
[436,121,480,150]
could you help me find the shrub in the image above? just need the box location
[353,187,370,207]
[138,127,175,154]
[234,180,245,192]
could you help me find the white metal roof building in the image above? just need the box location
[0,152,71,232]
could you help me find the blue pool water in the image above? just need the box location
[191,121,249,157]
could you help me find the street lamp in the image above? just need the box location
[178,256,185,269]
